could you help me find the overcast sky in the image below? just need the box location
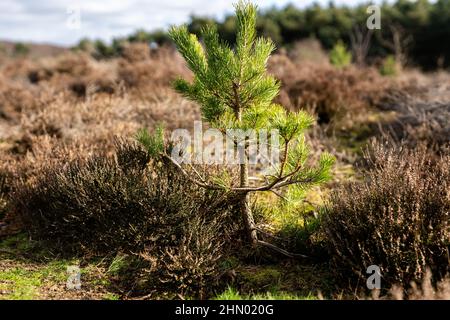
[0,0,380,46]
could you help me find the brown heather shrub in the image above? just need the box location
[286,66,386,124]
[1,136,112,238]
[0,81,42,122]
[18,46,190,99]
[390,102,450,152]
[0,86,200,216]
[353,270,450,300]
[120,42,150,62]
[1,58,38,80]
[12,140,240,297]
[322,141,450,289]
[268,53,392,128]
[287,39,329,65]
[387,270,450,300]
[15,89,199,150]
[28,52,93,83]
[26,53,118,97]
[375,79,450,151]
[6,135,111,184]
[117,46,190,92]
[13,142,150,252]
[268,52,298,86]
[138,213,225,299]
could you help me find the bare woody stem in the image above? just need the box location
[236,107,258,245]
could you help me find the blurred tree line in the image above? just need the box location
[74,0,450,69]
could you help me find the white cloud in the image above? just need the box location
[0,0,378,46]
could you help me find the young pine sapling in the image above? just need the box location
[137,1,334,257]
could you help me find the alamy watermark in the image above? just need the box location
[366,265,381,290]
[366,5,381,30]
[66,5,81,30]
[66,266,81,290]
[170,121,281,166]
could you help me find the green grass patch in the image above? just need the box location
[0,267,41,300]
[0,234,116,300]
[102,292,120,300]
[215,287,317,300]
[0,260,75,300]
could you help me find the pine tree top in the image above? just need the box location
[169,1,283,129]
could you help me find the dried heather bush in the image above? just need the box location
[120,42,150,62]
[1,135,123,236]
[138,213,225,299]
[267,54,392,129]
[267,52,299,88]
[117,46,190,91]
[286,66,386,124]
[13,140,239,297]
[28,52,93,81]
[356,269,450,300]
[114,138,150,172]
[322,141,450,289]
[0,82,41,122]
[1,58,38,80]
[25,52,118,97]
[376,82,450,150]
[388,270,450,300]
[14,142,238,249]
[287,39,329,65]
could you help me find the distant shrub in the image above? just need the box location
[0,82,40,123]
[288,39,329,65]
[322,142,450,289]
[117,46,189,90]
[380,55,398,76]
[27,52,93,83]
[286,66,385,125]
[375,88,450,151]
[120,42,150,62]
[93,40,117,59]
[71,38,95,54]
[13,43,30,56]
[329,41,351,68]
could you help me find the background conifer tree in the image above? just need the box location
[137,1,334,255]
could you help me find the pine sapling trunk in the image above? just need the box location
[236,108,258,246]
[240,161,258,245]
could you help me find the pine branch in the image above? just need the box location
[257,239,309,259]
[161,154,224,191]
